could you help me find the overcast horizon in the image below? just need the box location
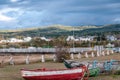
[0,0,120,29]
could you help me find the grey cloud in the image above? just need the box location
[0,0,120,29]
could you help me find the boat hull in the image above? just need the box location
[21,67,87,80]
[23,73,84,80]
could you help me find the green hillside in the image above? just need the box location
[0,24,120,38]
[79,24,120,35]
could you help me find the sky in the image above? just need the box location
[0,0,120,29]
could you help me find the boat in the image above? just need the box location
[62,58,100,77]
[63,59,120,74]
[85,68,100,77]
[21,66,89,80]
[90,60,120,72]
[63,59,85,68]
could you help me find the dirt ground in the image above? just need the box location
[0,54,55,65]
[0,52,120,65]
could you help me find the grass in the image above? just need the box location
[91,74,120,80]
[0,62,65,80]
[0,62,120,80]
[0,53,120,80]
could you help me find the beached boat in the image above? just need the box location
[62,59,100,77]
[85,68,100,77]
[63,59,120,74]
[90,60,120,71]
[21,66,89,80]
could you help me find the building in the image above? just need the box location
[66,36,75,41]
[23,37,32,42]
[40,37,51,41]
[79,36,94,41]
[0,37,32,43]
[106,35,117,41]
[66,36,79,41]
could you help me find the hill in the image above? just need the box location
[79,24,120,35]
[0,24,120,38]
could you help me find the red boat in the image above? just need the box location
[21,66,88,80]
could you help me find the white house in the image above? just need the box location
[23,37,32,42]
[0,37,32,43]
[79,36,94,41]
[66,36,94,42]
[106,35,117,41]
[0,40,8,43]
[40,37,51,41]
[9,38,24,43]
[40,37,46,40]
[66,36,75,41]
[79,37,90,41]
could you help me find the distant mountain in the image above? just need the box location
[82,24,120,32]
[101,24,120,31]
[47,25,99,31]
[78,24,120,35]
[0,24,99,32]
[0,24,120,38]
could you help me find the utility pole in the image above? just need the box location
[73,27,75,53]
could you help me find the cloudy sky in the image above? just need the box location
[0,0,120,29]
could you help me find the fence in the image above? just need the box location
[0,47,93,53]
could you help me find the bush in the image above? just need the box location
[55,46,70,62]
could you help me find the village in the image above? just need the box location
[0,35,119,43]
[0,0,120,80]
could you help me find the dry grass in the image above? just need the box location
[0,62,65,80]
[0,62,120,80]
[0,53,120,80]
